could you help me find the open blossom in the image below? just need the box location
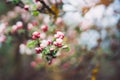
[32,31,40,40]
[54,31,64,39]
[11,21,23,33]
[19,43,33,55]
[27,23,34,30]
[40,33,46,39]
[55,17,64,26]
[0,35,6,43]
[40,40,51,48]
[16,21,23,29]
[36,1,42,9]
[56,38,63,43]
[12,25,18,33]
[0,23,6,34]
[40,40,48,48]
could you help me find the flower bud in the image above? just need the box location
[35,47,42,54]
[41,25,48,32]
[24,5,29,11]
[32,31,40,40]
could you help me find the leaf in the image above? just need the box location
[32,11,39,16]
[52,50,58,56]
[27,40,37,48]
[12,0,21,4]
[62,47,70,52]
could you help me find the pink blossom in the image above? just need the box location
[16,21,23,29]
[0,35,6,43]
[35,47,43,54]
[40,40,48,48]
[32,31,40,40]
[36,2,42,9]
[24,5,29,11]
[27,23,34,30]
[53,38,63,47]
[54,31,64,39]
[12,25,18,33]
[41,25,48,32]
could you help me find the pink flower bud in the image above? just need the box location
[47,40,52,45]
[35,47,42,54]
[32,31,40,39]
[41,25,48,32]
[57,44,62,48]
[24,5,29,11]
[54,31,64,39]
[53,41,62,48]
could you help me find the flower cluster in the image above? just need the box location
[53,31,64,47]
[28,30,68,65]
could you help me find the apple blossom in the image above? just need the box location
[36,2,42,9]
[32,31,40,40]
[24,5,29,11]
[54,31,64,39]
[27,23,34,30]
[35,47,43,54]
[0,35,6,43]
[12,25,18,33]
[53,38,63,47]
[41,25,48,32]
[40,40,48,48]
[16,21,23,29]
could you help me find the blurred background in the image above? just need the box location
[0,0,120,80]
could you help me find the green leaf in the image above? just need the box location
[27,40,37,48]
[63,47,70,52]
[12,0,21,4]
[17,29,25,34]
[32,11,39,16]
[42,48,50,55]
[52,50,57,56]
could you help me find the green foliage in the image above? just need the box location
[62,46,70,52]
[27,40,37,48]
[12,0,21,4]
[64,47,70,52]
[32,11,39,16]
